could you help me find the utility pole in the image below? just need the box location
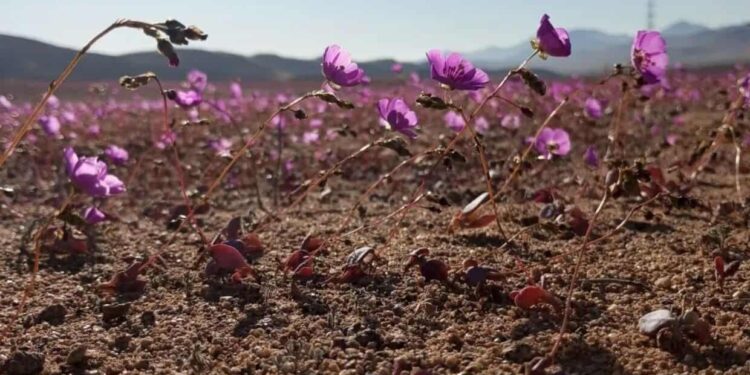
[647,0,655,29]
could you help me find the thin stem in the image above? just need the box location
[6,189,77,341]
[337,149,440,233]
[604,88,629,161]
[150,76,209,247]
[493,98,569,205]
[203,93,315,200]
[460,109,507,239]
[546,189,610,363]
[275,122,283,207]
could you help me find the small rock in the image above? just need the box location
[134,359,149,370]
[66,346,87,366]
[111,335,131,352]
[35,304,66,326]
[655,277,671,290]
[2,351,44,375]
[102,303,130,322]
[140,311,156,327]
[501,342,535,363]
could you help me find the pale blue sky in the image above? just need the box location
[0,1,747,61]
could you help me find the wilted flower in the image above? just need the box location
[64,147,125,197]
[322,44,366,88]
[536,14,571,57]
[187,69,208,92]
[105,145,129,165]
[444,111,466,132]
[583,145,599,168]
[426,50,489,91]
[584,97,603,119]
[631,31,668,84]
[377,97,419,139]
[39,115,61,137]
[531,128,571,159]
[83,206,107,225]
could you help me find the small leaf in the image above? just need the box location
[514,68,547,96]
[377,137,412,157]
[311,90,355,109]
[156,39,179,67]
[415,92,450,110]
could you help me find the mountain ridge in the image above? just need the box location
[0,20,748,82]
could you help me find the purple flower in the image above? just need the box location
[322,44,366,88]
[631,31,668,84]
[501,114,521,129]
[209,138,233,157]
[536,14,571,57]
[584,97,603,119]
[583,145,599,168]
[377,97,419,139]
[391,63,403,73]
[39,115,61,137]
[104,145,129,165]
[444,111,466,132]
[230,82,243,100]
[83,206,107,225]
[739,74,750,105]
[171,90,203,108]
[64,147,125,197]
[155,130,177,150]
[475,116,490,134]
[426,50,489,91]
[531,128,571,159]
[302,131,320,144]
[87,124,101,136]
[187,69,208,93]
[0,95,12,110]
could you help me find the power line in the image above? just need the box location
[647,0,655,29]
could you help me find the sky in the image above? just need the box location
[0,0,747,61]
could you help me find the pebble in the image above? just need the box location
[2,351,44,375]
[654,276,671,290]
[66,346,88,366]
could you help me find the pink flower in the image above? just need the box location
[531,128,571,159]
[536,14,571,57]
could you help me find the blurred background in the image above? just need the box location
[0,0,748,82]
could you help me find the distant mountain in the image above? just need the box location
[464,21,750,76]
[0,20,747,82]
